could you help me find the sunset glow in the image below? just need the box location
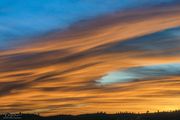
[0,0,180,116]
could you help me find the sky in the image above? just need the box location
[0,0,176,48]
[0,0,180,116]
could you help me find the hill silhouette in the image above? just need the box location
[1,110,180,120]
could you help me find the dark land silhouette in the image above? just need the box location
[1,110,180,120]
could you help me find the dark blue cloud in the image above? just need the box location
[104,27,180,56]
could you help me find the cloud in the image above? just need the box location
[0,3,180,115]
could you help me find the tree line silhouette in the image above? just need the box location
[1,110,180,120]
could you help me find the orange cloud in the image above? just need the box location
[0,4,180,116]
